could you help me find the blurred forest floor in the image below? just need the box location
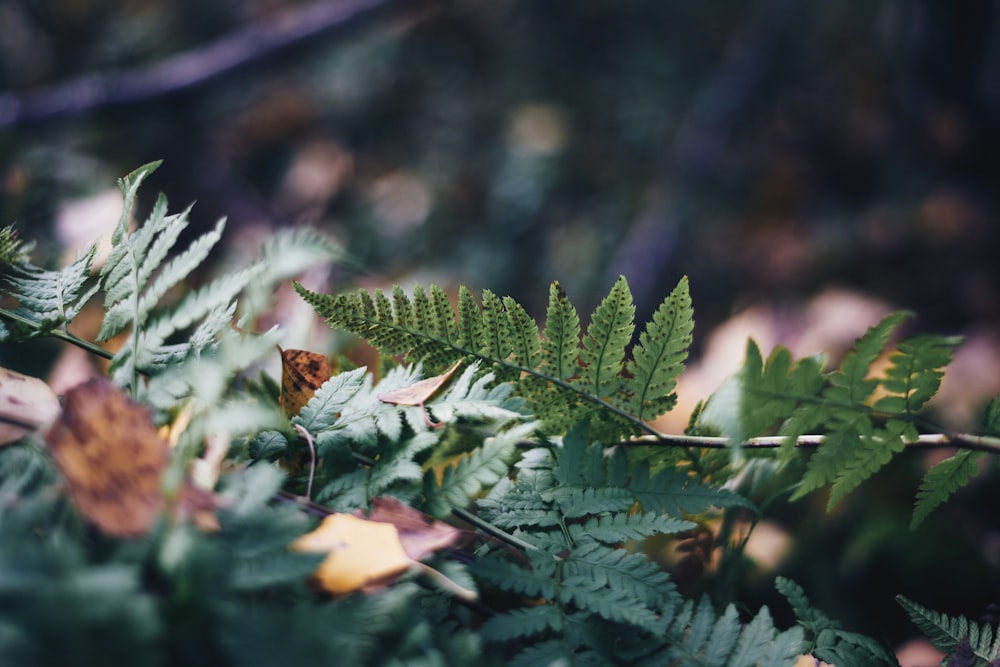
[3,0,1000,658]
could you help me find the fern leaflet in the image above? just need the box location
[1,246,99,341]
[777,577,898,666]
[912,449,983,529]
[898,595,1000,664]
[95,161,262,390]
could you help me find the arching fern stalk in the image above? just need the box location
[294,275,694,440]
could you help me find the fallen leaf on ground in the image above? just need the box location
[377,361,461,427]
[293,513,413,594]
[0,367,61,445]
[45,377,169,537]
[279,347,332,417]
[293,498,471,598]
[362,496,462,561]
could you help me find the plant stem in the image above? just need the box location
[450,506,539,552]
[0,308,113,360]
[627,431,1000,454]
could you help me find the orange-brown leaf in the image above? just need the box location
[293,513,413,594]
[0,367,61,446]
[279,347,333,417]
[44,377,169,537]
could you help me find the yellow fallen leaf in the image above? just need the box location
[293,513,412,594]
[279,347,332,417]
[0,367,61,445]
[363,496,463,561]
[377,361,461,428]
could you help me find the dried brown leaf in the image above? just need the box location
[44,377,168,537]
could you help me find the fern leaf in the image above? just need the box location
[874,334,960,415]
[478,605,564,642]
[898,595,1000,662]
[2,246,99,338]
[509,639,573,667]
[424,421,530,516]
[727,605,803,667]
[567,512,695,544]
[701,603,742,665]
[543,486,636,518]
[828,311,909,405]
[825,419,909,508]
[912,449,984,528]
[630,465,755,517]
[624,275,694,421]
[470,551,559,599]
[558,578,662,631]
[503,295,542,369]
[577,275,634,399]
[540,280,581,381]
[563,540,677,609]
[294,367,369,431]
[0,225,33,265]
[455,285,485,352]
[777,577,898,666]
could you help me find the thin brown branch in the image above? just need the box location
[626,431,1000,454]
[0,0,395,128]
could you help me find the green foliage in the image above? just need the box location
[467,424,800,665]
[98,161,262,391]
[897,595,1000,666]
[777,577,899,667]
[295,274,694,439]
[698,312,964,520]
[7,164,1000,665]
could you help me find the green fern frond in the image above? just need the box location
[629,464,755,517]
[540,281,581,381]
[478,605,564,642]
[777,577,898,666]
[566,511,695,544]
[297,275,693,440]
[423,421,532,517]
[92,161,263,391]
[291,363,524,510]
[902,428,1000,533]
[830,311,910,405]
[0,225,33,265]
[577,274,635,399]
[656,596,806,667]
[623,275,694,421]
[1,246,99,340]
[874,333,961,415]
[897,595,1000,663]
[715,310,961,515]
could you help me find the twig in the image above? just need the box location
[294,423,318,500]
[625,431,1000,454]
[0,0,394,128]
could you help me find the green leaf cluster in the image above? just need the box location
[699,312,964,522]
[5,163,1000,666]
[294,274,694,439]
[897,595,1000,666]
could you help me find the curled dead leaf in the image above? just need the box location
[377,361,461,428]
[279,347,332,417]
[45,377,169,537]
[0,367,61,445]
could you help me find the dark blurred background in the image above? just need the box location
[3,0,1000,654]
